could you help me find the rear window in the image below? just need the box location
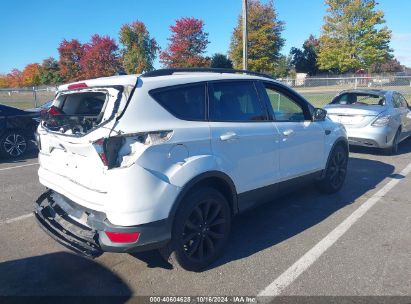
[42,87,122,136]
[332,93,385,106]
[150,83,206,121]
[58,92,106,115]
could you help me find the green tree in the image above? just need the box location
[210,53,233,69]
[273,55,293,78]
[290,35,320,75]
[229,0,284,73]
[40,57,63,85]
[119,21,159,74]
[318,0,392,73]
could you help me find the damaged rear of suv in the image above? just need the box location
[34,69,348,271]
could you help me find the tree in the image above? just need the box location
[58,39,84,82]
[0,75,8,88]
[6,69,24,88]
[290,35,320,75]
[40,57,63,85]
[119,21,159,74]
[210,53,233,69]
[80,34,120,79]
[273,55,293,78]
[229,0,284,73]
[318,0,392,73]
[370,58,403,73]
[160,17,210,68]
[22,63,42,86]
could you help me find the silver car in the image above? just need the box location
[325,89,411,154]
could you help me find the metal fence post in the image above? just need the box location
[33,87,37,107]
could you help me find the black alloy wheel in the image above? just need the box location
[171,187,231,271]
[328,147,348,189]
[317,144,348,194]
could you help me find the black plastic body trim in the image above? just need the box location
[166,171,239,231]
[34,190,171,257]
[142,68,277,81]
[237,171,323,212]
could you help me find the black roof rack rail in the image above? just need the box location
[141,68,277,81]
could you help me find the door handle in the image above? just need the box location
[282,129,294,137]
[220,131,238,141]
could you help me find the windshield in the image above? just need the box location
[331,93,385,106]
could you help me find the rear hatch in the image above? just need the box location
[37,78,137,198]
[325,104,385,127]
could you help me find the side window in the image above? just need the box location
[209,81,267,121]
[150,83,206,121]
[398,94,408,108]
[393,94,402,109]
[264,85,305,122]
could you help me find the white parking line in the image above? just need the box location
[0,163,39,172]
[0,213,33,225]
[258,161,411,297]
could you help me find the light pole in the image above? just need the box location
[242,0,248,70]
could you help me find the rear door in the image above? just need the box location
[37,87,126,194]
[262,82,325,180]
[208,80,280,204]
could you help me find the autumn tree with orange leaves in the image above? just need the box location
[160,17,210,68]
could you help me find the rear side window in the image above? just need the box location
[209,81,267,121]
[150,83,206,121]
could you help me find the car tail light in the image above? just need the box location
[68,83,88,90]
[47,106,62,116]
[93,138,110,167]
[93,130,173,169]
[105,231,140,243]
[372,114,391,127]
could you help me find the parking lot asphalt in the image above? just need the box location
[0,140,410,299]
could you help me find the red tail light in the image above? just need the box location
[105,231,140,243]
[47,106,62,116]
[68,82,88,90]
[93,138,109,167]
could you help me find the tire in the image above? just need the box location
[316,144,348,194]
[0,131,28,158]
[384,129,401,155]
[163,187,231,272]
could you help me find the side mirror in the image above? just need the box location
[313,108,327,121]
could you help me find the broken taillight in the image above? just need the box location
[93,138,110,167]
[93,131,173,169]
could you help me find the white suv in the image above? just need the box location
[34,69,348,271]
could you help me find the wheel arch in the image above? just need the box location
[321,136,349,179]
[167,171,238,230]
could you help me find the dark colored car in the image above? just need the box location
[0,104,40,158]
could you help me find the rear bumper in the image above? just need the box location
[345,125,396,148]
[34,190,171,258]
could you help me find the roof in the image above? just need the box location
[337,89,389,96]
[58,69,280,91]
[58,74,139,91]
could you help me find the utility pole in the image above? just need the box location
[242,0,248,70]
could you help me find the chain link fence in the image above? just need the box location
[280,75,411,108]
[0,86,57,110]
[1,75,411,110]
